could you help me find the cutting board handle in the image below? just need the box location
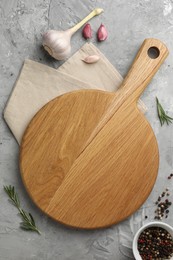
[77,39,169,152]
[120,38,169,102]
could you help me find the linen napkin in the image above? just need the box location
[4,43,146,144]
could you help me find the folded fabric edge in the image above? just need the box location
[3,60,28,144]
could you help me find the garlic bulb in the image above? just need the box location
[43,29,72,60]
[43,8,103,61]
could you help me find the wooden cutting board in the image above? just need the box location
[20,39,168,229]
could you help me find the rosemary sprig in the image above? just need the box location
[156,97,173,126]
[4,185,41,234]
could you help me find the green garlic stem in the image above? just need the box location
[70,8,103,34]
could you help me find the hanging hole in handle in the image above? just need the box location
[147,47,160,59]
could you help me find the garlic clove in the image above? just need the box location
[42,30,72,60]
[43,45,53,56]
[82,55,100,64]
[97,24,108,42]
[82,23,92,39]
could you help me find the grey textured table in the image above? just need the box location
[0,1,173,259]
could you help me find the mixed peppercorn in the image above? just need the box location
[168,173,173,180]
[154,188,172,220]
[138,172,173,259]
[138,227,173,259]
[152,172,173,220]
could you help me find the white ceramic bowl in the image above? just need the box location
[133,221,173,260]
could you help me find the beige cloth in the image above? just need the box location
[4,43,146,144]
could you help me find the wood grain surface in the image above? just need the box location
[20,39,169,229]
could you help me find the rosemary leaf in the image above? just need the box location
[20,222,33,230]
[4,185,41,235]
[29,213,36,226]
[156,97,173,126]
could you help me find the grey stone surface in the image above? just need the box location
[0,0,173,259]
